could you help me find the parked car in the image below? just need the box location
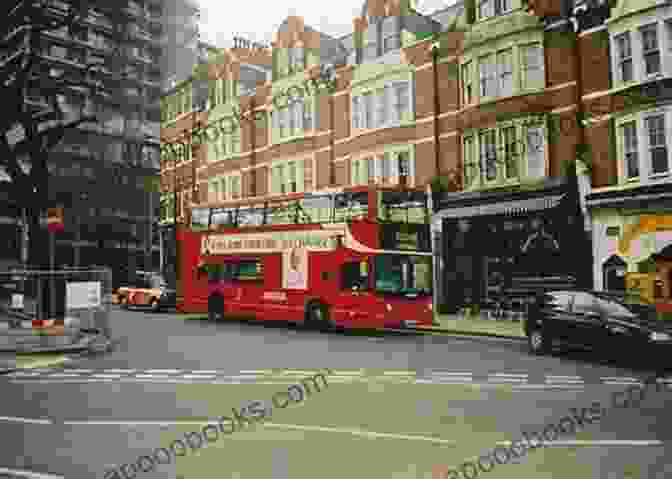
[117,272,176,312]
[525,290,672,364]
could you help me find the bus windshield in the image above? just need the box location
[374,254,431,297]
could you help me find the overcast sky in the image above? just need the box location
[196,0,452,48]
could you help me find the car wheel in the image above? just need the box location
[306,302,331,330]
[208,295,224,321]
[150,298,160,313]
[528,328,550,355]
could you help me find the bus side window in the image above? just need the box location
[340,261,369,291]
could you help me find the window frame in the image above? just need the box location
[644,113,669,177]
[639,23,661,78]
[520,43,544,91]
[615,32,634,83]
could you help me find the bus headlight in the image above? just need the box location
[428,303,433,311]
[386,304,392,312]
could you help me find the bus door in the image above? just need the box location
[336,258,374,327]
[207,262,238,315]
[233,258,265,318]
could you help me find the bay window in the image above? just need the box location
[273,97,314,142]
[351,80,411,132]
[462,120,547,189]
[270,160,305,194]
[612,19,671,85]
[617,109,672,183]
[352,150,410,186]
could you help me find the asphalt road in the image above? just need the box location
[0,307,670,479]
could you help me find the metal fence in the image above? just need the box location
[0,267,113,351]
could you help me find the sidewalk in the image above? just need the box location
[418,312,526,340]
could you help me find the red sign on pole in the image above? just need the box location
[46,207,64,233]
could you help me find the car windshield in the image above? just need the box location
[374,254,431,297]
[595,296,637,318]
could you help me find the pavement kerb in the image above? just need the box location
[411,325,526,341]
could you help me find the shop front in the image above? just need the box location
[433,178,592,314]
[587,182,672,310]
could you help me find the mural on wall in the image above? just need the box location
[598,215,672,303]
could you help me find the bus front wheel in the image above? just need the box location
[208,295,224,321]
[306,302,331,330]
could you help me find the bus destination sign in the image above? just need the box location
[202,230,342,255]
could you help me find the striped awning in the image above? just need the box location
[434,194,565,220]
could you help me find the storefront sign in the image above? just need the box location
[201,230,342,255]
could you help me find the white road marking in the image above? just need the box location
[488,377,527,383]
[65,369,93,374]
[45,373,81,378]
[0,466,64,479]
[0,416,52,425]
[262,422,457,444]
[546,375,582,380]
[601,377,639,382]
[181,375,217,380]
[603,381,644,387]
[496,440,664,447]
[144,369,182,374]
[134,374,171,379]
[91,374,123,379]
[417,378,473,384]
[103,369,137,374]
[511,384,586,390]
[545,379,584,384]
[6,372,40,377]
[489,373,529,378]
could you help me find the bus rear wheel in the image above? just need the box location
[306,302,331,330]
[208,295,224,321]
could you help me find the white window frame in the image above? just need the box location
[520,43,545,91]
[462,119,547,190]
[619,120,640,181]
[614,32,634,83]
[639,23,661,78]
[497,49,514,97]
[644,112,669,177]
[479,54,496,98]
[462,61,473,105]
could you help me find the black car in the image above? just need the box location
[525,290,672,361]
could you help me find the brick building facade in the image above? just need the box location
[160,0,672,309]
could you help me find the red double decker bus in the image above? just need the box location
[178,186,434,329]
